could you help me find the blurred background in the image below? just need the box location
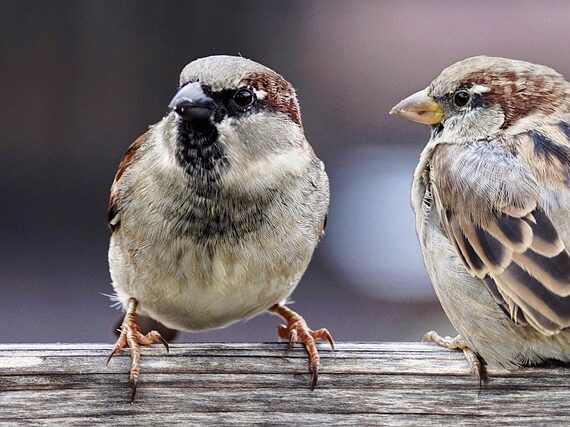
[2,0,569,343]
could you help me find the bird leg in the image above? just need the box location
[107,298,169,402]
[422,330,482,383]
[269,304,335,390]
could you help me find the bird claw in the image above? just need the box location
[421,330,482,384]
[107,299,169,402]
[274,307,335,390]
[310,359,319,390]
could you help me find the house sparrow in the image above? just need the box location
[390,56,570,379]
[107,55,333,399]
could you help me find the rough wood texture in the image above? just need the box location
[1,342,569,425]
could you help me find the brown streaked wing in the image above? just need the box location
[431,128,570,335]
[482,275,528,326]
[444,211,486,278]
[443,207,570,335]
[108,133,147,232]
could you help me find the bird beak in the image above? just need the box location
[389,88,444,125]
[169,82,215,122]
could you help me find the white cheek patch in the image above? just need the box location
[223,147,310,192]
[252,148,308,176]
[472,84,491,94]
[253,88,267,100]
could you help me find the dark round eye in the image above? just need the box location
[233,88,255,107]
[453,90,471,107]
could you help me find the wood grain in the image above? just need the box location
[0,342,569,426]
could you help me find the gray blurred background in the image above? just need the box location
[2,0,569,343]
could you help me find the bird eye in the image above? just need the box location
[453,90,471,108]
[233,88,255,108]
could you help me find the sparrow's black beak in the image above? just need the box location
[169,82,215,123]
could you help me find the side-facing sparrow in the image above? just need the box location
[107,55,333,398]
[391,56,570,378]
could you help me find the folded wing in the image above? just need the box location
[433,140,570,335]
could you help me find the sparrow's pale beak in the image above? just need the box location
[169,82,215,122]
[389,88,444,125]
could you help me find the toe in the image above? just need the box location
[313,328,335,350]
[129,380,138,403]
[421,330,436,343]
[138,330,170,352]
[277,324,289,340]
[157,334,170,353]
[107,334,128,364]
[107,347,120,364]
[462,347,482,384]
[309,360,319,390]
[288,329,298,350]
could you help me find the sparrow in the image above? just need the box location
[390,56,570,379]
[106,55,333,399]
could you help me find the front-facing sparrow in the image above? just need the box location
[391,56,570,378]
[107,55,333,399]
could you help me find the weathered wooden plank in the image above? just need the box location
[0,342,569,425]
[4,386,570,416]
[2,413,569,427]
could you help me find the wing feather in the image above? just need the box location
[447,211,487,277]
[432,137,570,335]
[108,133,147,232]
